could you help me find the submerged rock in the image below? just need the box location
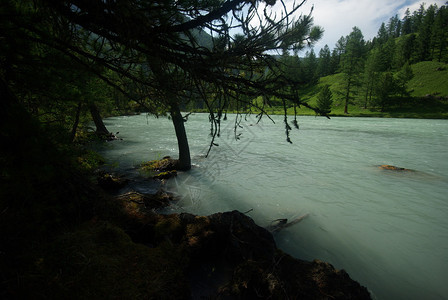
[378,164,414,171]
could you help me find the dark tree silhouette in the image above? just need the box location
[4,0,325,169]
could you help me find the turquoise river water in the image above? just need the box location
[96,114,448,300]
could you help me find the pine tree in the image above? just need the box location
[387,15,401,38]
[316,85,333,114]
[329,48,341,74]
[394,33,416,66]
[402,8,412,35]
[362,49,380,108]
[376,22,389,45]
[332,36,347,69]
[395,62,414,98]
[341,27,365,114]
[373,72,399,111]
[317,45,332,77]
[415,4,436,61]
[432,5,448,62]
[303,49,318,84]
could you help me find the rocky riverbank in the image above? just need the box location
[101,170,372,299]
[0,159,371,299]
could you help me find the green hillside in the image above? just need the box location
[286,61,448,119]
[408,61,448,97]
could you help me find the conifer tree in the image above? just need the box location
[432,5,448,62]
[362,49,380,108]
[395,62,414,98]
[317,45,332,77]
[376,22,389,45]
[303,49,318,84]
[316,85,333,114]
[373,72,398,111]
[341,27,365,114]
[401,8,412,35]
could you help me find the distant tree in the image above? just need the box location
[362,49,380,109]
[371,38,396,72]
[329,48,341,74]
[401,8,413,35]
[302,49,319,84]
[317,45,332,77]
[373,72,399,111]
[341,27,365,114]
[277,51,302,106]
[394,33,416,66]
[387,15,401,38]
[375,22,389,45]
[395,62,414,98]
[412,3,427,32]
[432,4,448,62]
[415,4,436,61]
[316,85,333,114]
[333,36,347,66]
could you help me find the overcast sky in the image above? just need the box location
[286,0,446,53]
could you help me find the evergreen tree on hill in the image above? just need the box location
[317,45,332,77]
[316,84,333,114]
[341,27,365,114]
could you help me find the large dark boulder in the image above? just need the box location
[179,210,276,262]
[174,210,371,299]
[107,195,372,300]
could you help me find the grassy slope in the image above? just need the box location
[265,61,448,119]
[408,61,448,97]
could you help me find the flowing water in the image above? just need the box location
[97,113,448,300]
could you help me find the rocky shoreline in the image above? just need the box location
[104,169,372,299]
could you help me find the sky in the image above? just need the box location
[271,0,446,54]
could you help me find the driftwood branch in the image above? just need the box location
[267,213,309,233]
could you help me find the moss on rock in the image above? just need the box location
[140,157,179,172]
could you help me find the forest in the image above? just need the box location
[0,0,447,298]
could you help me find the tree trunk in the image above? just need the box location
[89,103,109,135]
[344,80,351,114]
[71,101,82,142]
[170,103,191,171]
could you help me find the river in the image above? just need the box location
[97,113,448,300]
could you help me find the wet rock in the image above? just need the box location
[219,255,371,299]
[115,190,176,210]
[140,157,179,172]
[97,172,129,190]
[179,210,276,262]
[153,170,177,180]
[378,164,413,171]
[208,210,277,262]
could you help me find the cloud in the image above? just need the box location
[259,0,445,53]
